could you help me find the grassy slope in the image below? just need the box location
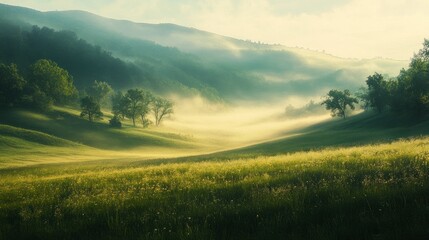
[1,109,429,239]
[0,123,137,168]
[0,137,428,239]
[0,107,198,150]
[0,106,214,168]
[226,111,429,156]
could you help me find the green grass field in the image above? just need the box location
[1,107,429,239]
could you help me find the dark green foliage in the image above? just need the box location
[112,89,154,127]
[321,89,358,119]
[355,86,371,110]
[138,91,154,128]
[365,73,389,113]
[109,115,122,128]
[0,22,141,90]
[2,7,398,102]
[111,91,129,120]
[29,59,77,104]
[24,85,53,111]
[0,59,77,111]
[361,39,429,117]
[153,97,173,126]
[0,63,26,107]
[125,89,146,127]
[80,96,103,122]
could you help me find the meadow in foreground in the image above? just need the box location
[1,137,429,239]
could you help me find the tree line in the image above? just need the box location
[0,59,173,128]
[322,39,429,119]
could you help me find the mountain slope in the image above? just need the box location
[0,3,407,102]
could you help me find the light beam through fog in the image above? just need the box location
[163,96,331,150]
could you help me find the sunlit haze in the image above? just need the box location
[2,0,429,60]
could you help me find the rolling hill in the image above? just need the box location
[0,3,407,103]
[1,113,429,239]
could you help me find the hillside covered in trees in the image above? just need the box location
[316,39,429,121]
[0,3,406,103]
[0,20,143,89]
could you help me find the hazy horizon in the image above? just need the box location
[1,0,429,60]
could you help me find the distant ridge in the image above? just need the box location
[0,3,407,103]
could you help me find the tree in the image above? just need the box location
[153,97,173,126]
[124,89,144,127]
[29,59,77,104]
[355,86,370,110]
[407,41,429,115]
[0,63,26,107]
[27,85,53,111]
[111,91,129,120]
[139,91,153,128]
[86,80,113,107]
[321,89,358,119]
[111,89,153,127]
[366,73,389,113]
[80,96,103,122]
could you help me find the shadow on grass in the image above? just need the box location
[0,107,192,150]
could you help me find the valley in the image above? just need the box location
[0,2,429,239]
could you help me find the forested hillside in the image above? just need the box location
[0,20,142,89]
[0,3,407,103]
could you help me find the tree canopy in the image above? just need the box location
[358,39,429,117]
[0,63,26,107]
[365,73,390,113]
[80,96,103,122]
[86,80,113,107]
[153,97,174,126]
[29,59,77,104]
[111,89,155,127]
[321,89,358,119]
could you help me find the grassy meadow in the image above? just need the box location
[1,107,429,239]
[1,135,429,239]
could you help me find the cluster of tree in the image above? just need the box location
[1,58,174,127]
[322,39,429,119]
[0,20,141,89]
[110,89,173,127]
[0,59,77,110]
[358,42,429,116]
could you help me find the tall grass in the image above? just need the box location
[1,137,428,239]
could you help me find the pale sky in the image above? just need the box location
[1,0,429,60]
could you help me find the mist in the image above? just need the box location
[162,95,331,150]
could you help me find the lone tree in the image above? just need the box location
[153,97,173,126]
[321,89,358,119]
[80,96,103,122]
[29,59,77,104]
